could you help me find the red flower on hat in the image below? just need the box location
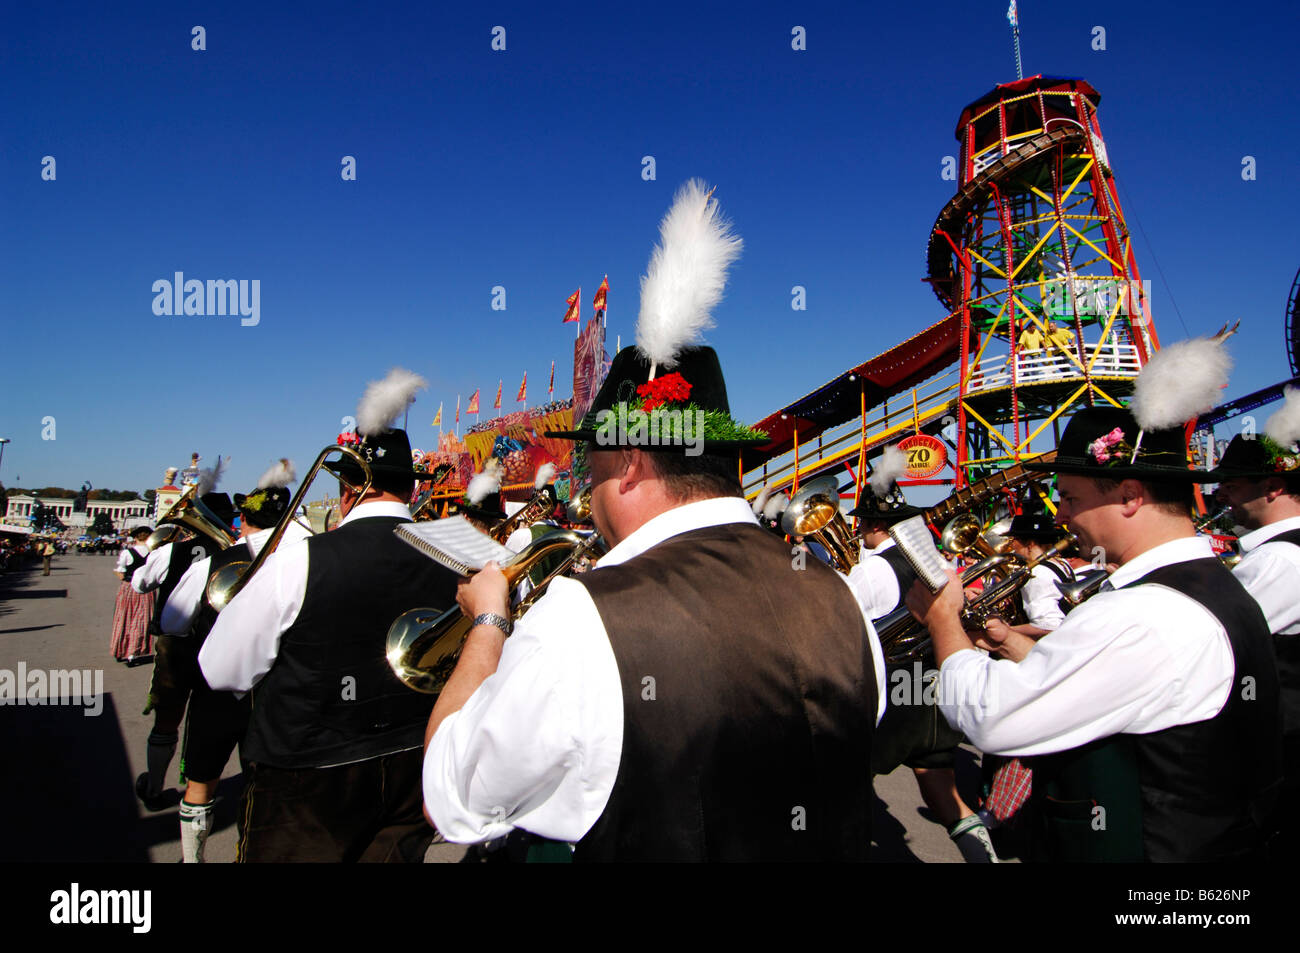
[636,372,692,412]
[337,431,360,447]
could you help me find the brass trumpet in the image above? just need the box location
[490,484,560,544]
[205,444,373,612]
[781,475,858,572]
[386,528,602,694]
[146,484,237,552]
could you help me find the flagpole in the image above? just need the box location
[1008,1,1023,80]
[576,287,582,340]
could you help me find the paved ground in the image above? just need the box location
[0,554,1006,863]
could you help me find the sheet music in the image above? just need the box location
[888,515,951,592]
[395,516,513,574]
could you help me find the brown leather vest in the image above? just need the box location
[572,520,876,861]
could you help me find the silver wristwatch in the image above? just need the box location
[472,612,513,637]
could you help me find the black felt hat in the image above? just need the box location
[1006,507,1060,540]
[847,487,925,524]
[1025,407,1207,482]
[234,487,292,529]
[199,492,237,528]
[545,346,768,451]
[332,428,427,484]
[1206,434,1300,482]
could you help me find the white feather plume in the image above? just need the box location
[752,482,774,516]
[467,466,501,505]
[196,456,227,497]
[869,445,907,498]
[257,458,297,490]
[1130,337,1232,431]
[1265,386,1300,448]
[636,179,743,371]
[357,367,428,436]
[762,492,790,522]
[533,462,557,490]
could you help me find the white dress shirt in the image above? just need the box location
[160,522,313,636]
[423,496,888,845]
[1233,515,1300,636]
[1020,561,1068,630]
[198,501,411,693]
[845,539,902,620]
[939,536,1235,757]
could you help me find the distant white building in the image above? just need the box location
[1,495,152,534]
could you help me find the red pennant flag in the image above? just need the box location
[455,395,461,423]
[516,372,527,403]
[548,360,555,396]
[493,380,502,410]
[467,389,480,415]
[563,289,580,323]
[592,276,609,313]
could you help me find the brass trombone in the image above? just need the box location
[205,444,373,612]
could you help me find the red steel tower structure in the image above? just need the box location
[926,75,1159,487]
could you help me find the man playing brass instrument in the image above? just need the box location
[907,404,1281,862]
[422,344,886,860]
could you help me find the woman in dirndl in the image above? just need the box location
[110,526,155,664]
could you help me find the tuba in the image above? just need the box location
[205,444,373,612]
[781,475,859,572]
[147,484,237,552]
[386,528,603,694]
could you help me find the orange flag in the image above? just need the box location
[592,276,609,313]
[455,395,461,423]
[516,372,527,403]
[563,289,580,323]
[467,389,480,414]
[493,380,502,410]
[432,402,442,427]
[548,360,555,396]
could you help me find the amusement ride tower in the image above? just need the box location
[927,75,1158,487]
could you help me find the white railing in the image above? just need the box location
[966,343,1140,393]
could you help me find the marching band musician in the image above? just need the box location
[977,501,1071,650]
[199,370,459,862]
[131,466,237,812]
[845,446,997,863]
[1208,388,1300,854]
[907,402,1282,862]
[155,459,308,862]
[423,343,886,860]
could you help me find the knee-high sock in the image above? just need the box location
[948,814,999,864]
[179,800,214,864]
[145,730,178,795]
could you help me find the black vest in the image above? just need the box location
[150,536,222,633]
[241,516,458,769]
[572,522,877,862]
[1031,558,1282,862]
[188,540,253,644]
[876,544,918,616]
[122,548,146,583]
[1248,528,1300,738]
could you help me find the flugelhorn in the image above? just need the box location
[205,444,373,612]
[146,484,237,552]
[386,528,598,694]
[781,475,858,572]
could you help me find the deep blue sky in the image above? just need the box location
[3,1,1297,497]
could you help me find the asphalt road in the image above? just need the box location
[0,553,1001,863]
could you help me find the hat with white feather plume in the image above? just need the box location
[546,179,768,451]
[333,367,429,482]
[1206,385,1300,481]
[235,458,297,528]
[848,445,925,522]
[1027,328,1236,480]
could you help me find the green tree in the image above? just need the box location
[91,513,115,536]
